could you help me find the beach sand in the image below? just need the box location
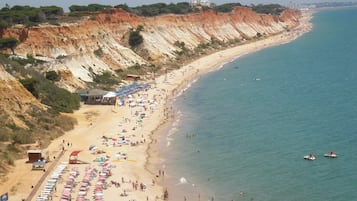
[0,10,313,201]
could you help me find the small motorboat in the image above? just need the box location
[324,151,337,158]
[304,154,316,161]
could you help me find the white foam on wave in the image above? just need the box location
[180,177,187,183]
[175,78,199,98]
[165,110,183,147]
[177,177,188,185]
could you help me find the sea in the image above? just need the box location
[158,7,357,201]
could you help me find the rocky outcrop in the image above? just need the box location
[1,7,301,91]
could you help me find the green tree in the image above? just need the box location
[0,37,18,54]
[114,4,130,12]
[0,5,64,28]
[20,78,39,97]
[45,70,60,81]
[69,4,111,12]
[93,71,119,85]
[251,4,285,15]
[69,5,88,12]
[213,3,242,13]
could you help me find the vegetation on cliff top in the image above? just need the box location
[212,3,242,13]
[118,2,198,16]
[0,5,64,28]
[251,4,285,15]
[0,2,286,28]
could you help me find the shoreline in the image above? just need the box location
[0,10,313,201]
[144,9,314,201]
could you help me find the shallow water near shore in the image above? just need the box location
[161,7,357,201]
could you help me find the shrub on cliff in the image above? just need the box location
[5,55,80,113]
[1,152,14,166]
[39,85,81,113]
[45,70,61,81]
[0,37,18,55]
[93,71,120,85]
[94,47,104,58]
[20,78,39,97]
[129,25,144,47]
[20,76,80,113]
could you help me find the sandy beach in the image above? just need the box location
[0,10,313,201]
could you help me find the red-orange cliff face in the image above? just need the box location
[1,7,301,90]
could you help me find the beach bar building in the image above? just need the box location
[77,89,110,104]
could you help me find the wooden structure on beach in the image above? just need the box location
[77,89,116,105]
[27,149,43,163]
[126,74,140,81]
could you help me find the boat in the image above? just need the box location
[324,151,337,158]
[304,154,316,160]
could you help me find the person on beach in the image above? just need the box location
[164,189,169,200]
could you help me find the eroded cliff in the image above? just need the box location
[0,64,46,129]
[1,7,301,91]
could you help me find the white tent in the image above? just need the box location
[103,91,116,98]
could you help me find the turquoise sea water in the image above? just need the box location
[161,7,357,201]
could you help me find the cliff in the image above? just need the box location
[0,64,46,129]
[1,7,301,91]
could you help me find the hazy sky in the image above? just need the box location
[1,0,355,11]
